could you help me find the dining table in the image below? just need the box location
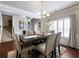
[20,33,51,46]
[24,35,46,41]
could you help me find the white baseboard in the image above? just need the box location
[1,39,13,43]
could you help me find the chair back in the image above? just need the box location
[45,33,56,55]
[55,32,61,48]
[50,30,55,33]
[14,34,21,55]
[19,35,24,40]
[12,27,21,56]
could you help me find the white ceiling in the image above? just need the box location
[0,1,79,15]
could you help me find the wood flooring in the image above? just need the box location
[0,40,79,58]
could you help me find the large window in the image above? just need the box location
[58,19,64,37]
[53,20,58,33]
[49,17,70,38]
[64,18,70,37]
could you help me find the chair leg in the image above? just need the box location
[32,48,39,58]
[51,50,54,58]
[32,49,35,58]
[16,50,18,58]
[19,54,21,58]
[16,50,21,58]
[44,56,47,58]
[58,45,61,56]
[54,48,56,58]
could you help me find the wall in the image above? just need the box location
[45,4,79,49]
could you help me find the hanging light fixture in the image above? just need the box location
[37,1,50,19]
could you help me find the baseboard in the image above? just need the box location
[60,44,79,50]
[76,47,79,49]
[1,40,14,44]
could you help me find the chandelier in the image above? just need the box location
[37,1,50,19]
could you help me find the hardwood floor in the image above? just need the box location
[0,40,79,58]
[0,40,16,58]
[61,47,79,58]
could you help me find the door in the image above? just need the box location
[2,14,13,42]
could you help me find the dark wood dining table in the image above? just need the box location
[20,34,50,46]
[24,35,46,41]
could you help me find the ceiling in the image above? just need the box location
[0,1,79,15]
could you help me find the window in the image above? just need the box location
[58,19,63,37]
[49,21,53,31]
[64,18,70,37]
[53,20,58,33]
[49,17,70,38]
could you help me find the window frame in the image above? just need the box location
[49,17,70,38]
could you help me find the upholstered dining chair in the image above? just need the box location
[54,32,61,57]
[12,27,32,58]
[19,35,25,44]
[34,33,56,57]
[15,34,31,58]
[14,34,21,57]
[14,34,33,58]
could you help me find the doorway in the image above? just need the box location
[2,14,13,42]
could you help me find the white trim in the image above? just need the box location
[0,3,37,18]
[49,4,79,21]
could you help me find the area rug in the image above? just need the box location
[21,46,67,58]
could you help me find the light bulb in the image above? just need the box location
[43,16,46,18]
[37,12,40,15]
[43,11,46,14]
[28,19,30,22]
[25,20,27,23]
[46,13,50,17]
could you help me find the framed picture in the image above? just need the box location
[19,21,24,29]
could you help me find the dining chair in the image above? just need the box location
[12,27,32,57]
[19,35,25,44]
[14,34,21,57]
[17,35,33,57]
[54,32,61,57]
[50,30,55,33]
[14,34,33,58]
[34,33,56,57]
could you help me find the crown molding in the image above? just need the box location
[0,3,37,18]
